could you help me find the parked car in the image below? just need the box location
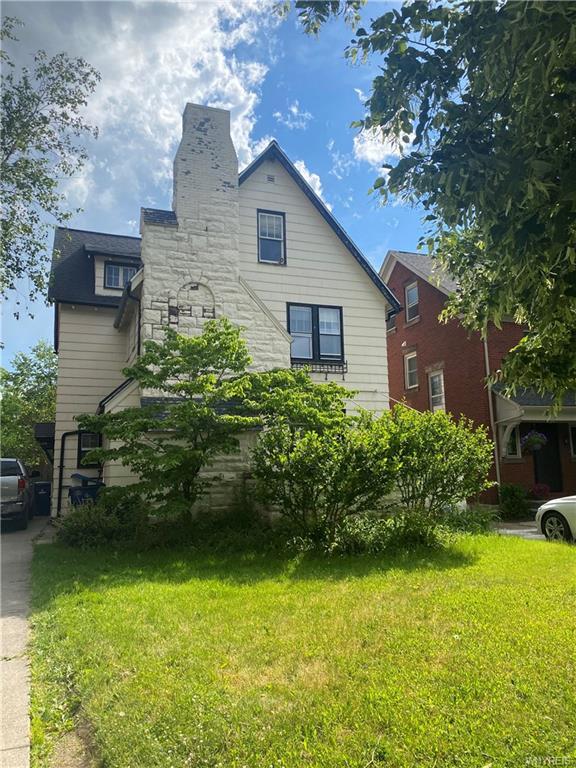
[536,496,576,542]
[0,458,37,530]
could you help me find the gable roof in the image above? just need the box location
[49,227,141,307]
[240,141,401,311]
[492,383,576,408]
[380,250,458,296]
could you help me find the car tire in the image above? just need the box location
[541,511,572,542]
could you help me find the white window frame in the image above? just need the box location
[404,352,418,389]
[428,370,445,412]
[405,281,419,322]
[105,263,138,290]
[569,425,576,458]
[503,426,522,459]
[257,210,285,264]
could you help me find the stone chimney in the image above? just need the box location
[172,103,238,227]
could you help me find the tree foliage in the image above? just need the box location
[1,16,100,309]
[380,405,494,520]
[0,340,57,467]
[295,0,576,400]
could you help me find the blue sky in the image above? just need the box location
[2,0,424,367]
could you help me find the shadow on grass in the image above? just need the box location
[31,536,479,615]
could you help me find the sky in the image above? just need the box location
[1,0,425,366]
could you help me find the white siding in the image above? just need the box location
[51,304,127,514]
[239,159,390,412]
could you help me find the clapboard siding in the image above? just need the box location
[51,304,128,512]
[239,158,390,412]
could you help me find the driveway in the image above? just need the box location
[1,518,52,768]
[494,520,544,541]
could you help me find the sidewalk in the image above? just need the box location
[494,520,544,541]
[1,518,53,768]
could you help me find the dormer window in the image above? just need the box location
[258,210,286,265]
[105,262,138,289]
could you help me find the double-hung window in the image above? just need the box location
[258,210,285,264]
[287,303,343,362]
[428,370,445,411]
[78,432,101,467]
[404,352,418,389]
[105,262,138,289]
[405,281,419,322]
[504,426,521,459]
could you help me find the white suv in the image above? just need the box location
[536,496,576,542]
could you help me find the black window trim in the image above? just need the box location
[104,260,139,290]
[287,302,344,364]
[257,209,287,266]
[77,431,102,468]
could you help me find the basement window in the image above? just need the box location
[258,210,285,264]
[105,262,138,289]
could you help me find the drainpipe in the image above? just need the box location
[127,283,142,356]
[56,430,80,515]
[483,336,501,488]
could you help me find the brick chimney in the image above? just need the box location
[172,103,239,227]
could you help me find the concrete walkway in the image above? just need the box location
[1,518,53,768]
[494,520,544,541]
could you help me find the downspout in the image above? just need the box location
[483,336,501,488]
[127,282,141,356]
[57,430,80,515]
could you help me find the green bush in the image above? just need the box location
[499,483,531,520]
[251,414,397,543]
[441,504,499,533]
[379,405,494,523]
[57,488,148,548]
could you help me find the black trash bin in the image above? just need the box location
[34,481,52,516]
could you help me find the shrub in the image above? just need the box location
[441,503,499,533]
[499,483,531,520]
[379,405,494,524]
[251,414,397,543]
[57,487,148,548]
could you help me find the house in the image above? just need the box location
[47,103,400,515]
[380,250,576,502]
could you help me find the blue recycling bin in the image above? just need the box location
[68,474,105,506]
[34,482,52,516]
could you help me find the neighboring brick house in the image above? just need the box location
[45,103,400,516]
[380,250,576,502]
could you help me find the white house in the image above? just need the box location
[47,103,400,515]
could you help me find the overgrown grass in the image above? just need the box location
[30,535,576,767]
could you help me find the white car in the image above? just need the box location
[536,496,576,542]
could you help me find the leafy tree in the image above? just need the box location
[78,320,262,521]
[294,0,576,400]
[1,16,100,310]
[0,340,57,466]
[251,411,397,542]
[380,405,494,523]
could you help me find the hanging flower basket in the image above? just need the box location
[520,430,547,454]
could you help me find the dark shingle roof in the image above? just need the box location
[382,250,458,294]
[493,383,576,407]
[239,141,401,312]
[141,208,178,226]
[49,228,141,307]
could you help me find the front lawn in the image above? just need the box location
[30,535,576,767]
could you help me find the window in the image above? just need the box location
[504,426,521,459]
[404,352,418,389]
[428,370,445,411]
[258,210,285,264]
[386,310,396,332]
[570,426,576,458]
[405,281,419,322]
[105,262,138,289]
[78,432,101,467]
[287,303,343,362]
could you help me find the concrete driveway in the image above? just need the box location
[1,518,52,768]
[494,520,544,541]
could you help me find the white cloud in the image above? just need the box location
[294,160,332,211]
[273,100,313,130]
[352,128,405,172]
[354,87,369,104]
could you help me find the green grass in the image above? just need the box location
[30,535,576,768]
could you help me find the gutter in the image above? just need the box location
[483,336,501,488]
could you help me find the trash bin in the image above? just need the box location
[68,474,105,506]
[34,481,52,516]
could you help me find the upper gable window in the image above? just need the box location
[258,210,285,265]
[405,281,419,322]
[105,262,138,290]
